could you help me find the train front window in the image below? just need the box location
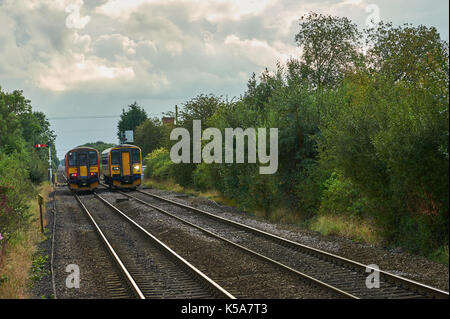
[131,149,140,163]
[78,153,87,166]
[68,152,77,166]
[111,150,120,165]
[89,151,98,165]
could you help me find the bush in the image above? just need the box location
[319,171,369,218]
[193,163,220,191]
[27,151,48,184]
[144,148,173,180]
[0,153,35,240]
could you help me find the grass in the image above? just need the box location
[143,178,238,208]
[251,207,304,225]
[144,178,382,244]
[309,214,382,245]
[144,178,448,265]
[0,182,52,299]
[429,246,449,265]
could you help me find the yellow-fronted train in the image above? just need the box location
[102,144,142,189]
[65,147,100,191]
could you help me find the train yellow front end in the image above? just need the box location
[102,144,142,189]
[65,147,100,191]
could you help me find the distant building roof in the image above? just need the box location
[162,117,175,125]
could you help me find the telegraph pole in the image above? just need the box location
[175,105,178,125]
[48,143,53,185]
[35,143,52,185]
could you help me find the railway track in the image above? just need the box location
[74,191,235,299]
[110,187,449,299]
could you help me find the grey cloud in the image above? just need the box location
[0,0,448,159]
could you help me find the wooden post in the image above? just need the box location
[38,195,44,233]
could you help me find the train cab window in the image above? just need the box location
[131,149,140,163]
[78,153,87,166]
[68,152,77,167]
[89,151,98,165]
[111,150,120,165]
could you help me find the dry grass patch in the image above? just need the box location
[310,214,382,245]
[0,182,52,299]
[143,178,238,207]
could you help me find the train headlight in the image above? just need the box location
[134,165,140,172]
[112,167,119,171]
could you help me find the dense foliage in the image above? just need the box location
[117,102,148,144]
[0,87,56,240]
[142,15,449,260]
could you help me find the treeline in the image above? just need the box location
[0,87,57,241]
[132,14,448,260]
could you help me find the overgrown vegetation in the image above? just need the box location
[1,87,55,297]
[0,87,56,241]
[0,183,52,298]
[138,15,449,263]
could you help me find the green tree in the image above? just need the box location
[0,87,56,239]
[295,12,362,122]
[319,23,449,254]
[0,88,29,155]
[117,102,148,144]
[170,94,224,187]
[135,118,163,157]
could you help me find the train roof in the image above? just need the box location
[101,144,141,154]
[66,146,98,155]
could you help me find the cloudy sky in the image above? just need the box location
[0,0,448,159]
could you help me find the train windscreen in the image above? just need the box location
[78,153,87,166]
[111,150,120,164]
[89,151,98,165]
[131,149,140,163]
[68,152,77,166]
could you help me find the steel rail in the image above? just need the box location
[108,187,358,299]
[50,184,58,299]
[93,191,236,299]
[131,188,449,299]
[74,193,145,299]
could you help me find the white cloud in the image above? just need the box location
[1,0,448,99]
[37,54,135,91]
[224,35,298,67]
[65,2,91,29]
[95,0,154,20]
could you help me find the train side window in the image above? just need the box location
[131,149,140,163]
[111,150,120,165]
[68,152,77,166]
[89,151,98,165]
[78,153,87,166]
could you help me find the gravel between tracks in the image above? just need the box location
[51,188,131,298]
[81,192,217,299]
[141,187,449,292]
[99,190,339,299]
